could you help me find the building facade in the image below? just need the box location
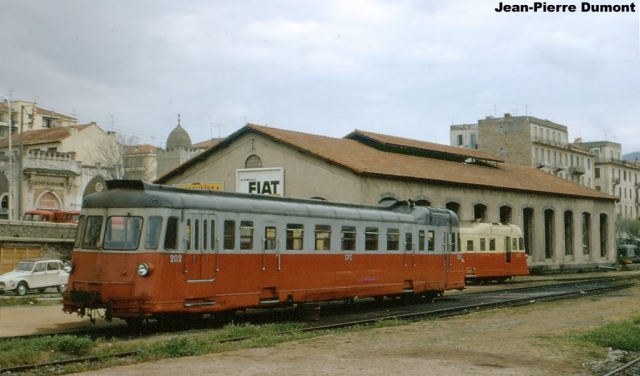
[579,141,640,220]
[157,124,618,274]
[451,114,640,221]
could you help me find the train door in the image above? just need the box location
[442,230,451,282]
[404,231,415,267]
[184,213,203,281]
[504,236,512,263]
[201,215,217,281]
[260,223,279,303]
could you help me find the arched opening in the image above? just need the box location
[499,205,512,223]
[564,210,574,256]
[599,213,608,258]
[582,212,591,256]
[0,194,8,220]
[414,199,431,207]
[522,207,534,256]
[244,155,263,168]
[474,204,487,221]
[446,202,460,216]
[544,209,555,259]
[37,192,61,210]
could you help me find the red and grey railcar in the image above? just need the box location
[62,180,465,324]
[459,221,529,283]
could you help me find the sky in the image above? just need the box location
[2,0,639,154]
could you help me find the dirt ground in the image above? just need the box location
[84,282,640,375]
[2,275,639,375]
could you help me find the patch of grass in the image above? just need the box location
[0,335,95,367]
[0,296,62,307]
[572,317,640,352]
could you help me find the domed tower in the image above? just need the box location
[156,115,202,178]
[166,115,192,150]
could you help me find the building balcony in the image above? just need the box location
[569,166,585,175]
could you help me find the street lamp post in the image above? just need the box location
[0,94,12,221]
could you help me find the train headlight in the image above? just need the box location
[137,262,153,277]
[63,260,74,273]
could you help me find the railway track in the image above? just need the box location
[1,277,636,375]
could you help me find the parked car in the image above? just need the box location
[0,259,69,296]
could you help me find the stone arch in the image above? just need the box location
[245,154,263,169]
[35,190,62,210]
[445,201,460,216]
[473,202,488,221]
[413,195,431,207]
[499,203,513,223]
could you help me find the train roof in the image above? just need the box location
[82,180,458,226]
[459,221,523,236]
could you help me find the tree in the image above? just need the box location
[616,218,640,242]
[87,133,157,182]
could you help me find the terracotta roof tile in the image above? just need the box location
[0,124,92,148]
[245,124,613,200]
[158,123,615,201]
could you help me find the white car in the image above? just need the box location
[0,258,69,296]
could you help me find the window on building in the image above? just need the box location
[457,134,463,146]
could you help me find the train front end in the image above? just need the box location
[61,181,183,324]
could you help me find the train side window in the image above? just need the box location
[210,220,216,250]
[451,233,457,252]
[74,215,86,248]
[480,238,486,251]
[466,240,474,251]
[265,226,277,250]
[164,217,178,250]
[203,220,208,251]
[224,220,236,250]
[240,221,254,250]
[512,238,518,250]
[145,216,162,250]
[418,230,425,251]
[286,224,304,250]
[427,231,435,251]
[194,219,200,250]
[365,227,379,251]
[81,216,103,249]
[405,232,413,251]
[315,225,331,251]
[489,238,496,251]
[341,226,356,251]
[387,229,400,251]
[519,237,524,251]
[186,219,192,250]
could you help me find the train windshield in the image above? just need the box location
[104,216,143,251]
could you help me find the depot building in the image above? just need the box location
[155,123,617,274]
